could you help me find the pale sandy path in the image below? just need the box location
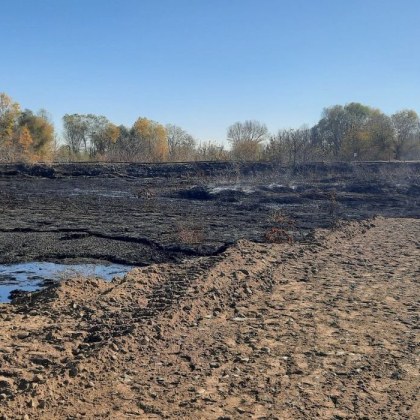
[0,217,419,419]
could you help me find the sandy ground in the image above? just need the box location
[0,217,419,419]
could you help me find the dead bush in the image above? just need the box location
[265,210,299,243]
[176,224,204,244]
[264,227,293,244]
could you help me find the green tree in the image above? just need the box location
[63,113,119,159]
[364,111,394,160]
[88,116,120,157]
[92,123,120,157]
[312,105,348,158]
[313,103,396,161]
[63,114,90,156]
[391,110,420,160]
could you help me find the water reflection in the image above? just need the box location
[0,262,132,303]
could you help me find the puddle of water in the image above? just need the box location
[0,262,133,303]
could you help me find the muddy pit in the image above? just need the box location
[0,262,132,303]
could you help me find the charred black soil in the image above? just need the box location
[0,161,419,266]
[1,162,419,419]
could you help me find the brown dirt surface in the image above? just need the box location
[0,217,419,419]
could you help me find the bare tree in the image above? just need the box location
[227,120,268,161]
[195,141,228,161]
[166,124,196,161]
[266,127,314,165]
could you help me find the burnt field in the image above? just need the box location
[0,161,419,266]
[1,161,419,419]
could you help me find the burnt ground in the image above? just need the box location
[0,162,419,419]
[0,161,419,266]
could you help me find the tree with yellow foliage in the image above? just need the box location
[0,93,21,160]
[18,110,54,161]
[17,125,34,161]
[132,117,168,162]
[91,122,120,157]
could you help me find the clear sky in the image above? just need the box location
[1,0,419,144]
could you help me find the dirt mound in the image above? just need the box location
[0,217,419,419]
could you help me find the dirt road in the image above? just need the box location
[0,217,418,419]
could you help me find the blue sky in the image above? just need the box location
[1,0,419,144]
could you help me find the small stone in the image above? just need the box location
[111,343,119,352]
[139,336,150,345]
[111,354,118,361]
[209,362,220,368]
[0,380,12,391]
[33,374,44,383]
[69,366,78,378]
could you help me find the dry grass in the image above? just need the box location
[176,223,205,244]
[265,210,298,243]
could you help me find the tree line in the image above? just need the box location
[0,93,55,162]
[1,92,419,163]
